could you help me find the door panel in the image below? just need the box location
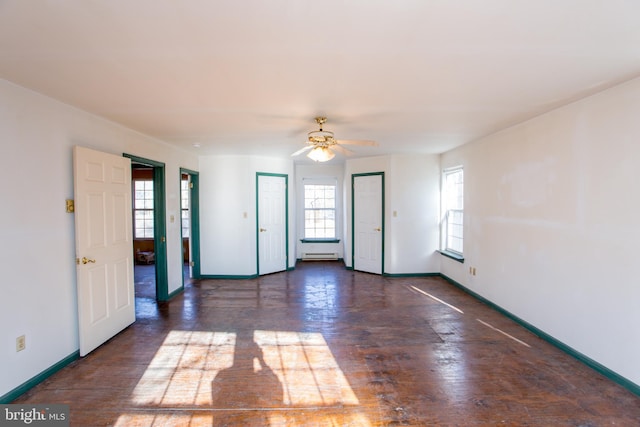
[353,174,383,274]
[258,174,287,275]
[74,146,135,356]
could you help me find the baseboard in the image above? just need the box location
[0,351,80,403]
[383,272,440,278]
[439,273,640,398]
[295,258,345,263]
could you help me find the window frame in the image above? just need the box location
[302,180,337,241]
[180,177,190,239]
[441,166,464,260]
[133,179,155,239]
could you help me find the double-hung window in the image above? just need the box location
[134,180,154,238]
[181,177,190,238]
[442,167,463,255]
[303,181,336,239]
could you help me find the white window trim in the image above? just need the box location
[441,166,464,257]
[302,178,339,241]
[134,179,154,239]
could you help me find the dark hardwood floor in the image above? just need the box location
[13,262,640,426]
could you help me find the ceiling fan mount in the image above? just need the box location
[292,116,378,162]
[307,117,336,145]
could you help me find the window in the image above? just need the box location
[304,183,336,239]
[134,180,154,238]
[181,177,190,238]
[442,167,463,255]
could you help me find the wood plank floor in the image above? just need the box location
[14,262,640,426]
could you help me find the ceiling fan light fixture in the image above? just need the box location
[307,146,335,162]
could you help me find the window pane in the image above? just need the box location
[303,183,337,239]
[133,179,155,238]
[443,168,463,254]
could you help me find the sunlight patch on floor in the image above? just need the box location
[408,285,464,314]
[477,319,531,347]
[123,330,367,426]
[254,330,360,406]
[130,331,236,406]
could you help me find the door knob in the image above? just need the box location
[81,257,96,264]
[259,228,267,232]
[374,227,381,232]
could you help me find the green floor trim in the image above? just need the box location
[0,351,80,403]
[383,272,440,278]
[295,258,345,263]
[439,273,640,398]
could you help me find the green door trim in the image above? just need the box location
[124,153,169,301]
[256,172,289,275]
[180,168,201,282]
[351,172,385,274]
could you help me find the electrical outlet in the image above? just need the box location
[16,335,26,352]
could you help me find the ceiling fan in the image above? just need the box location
[291,116,378,162]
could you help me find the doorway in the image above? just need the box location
[256,173,288,275]
[125,154,169,301]
[73,146,136,356]
[352,172,384,274]
[180,168,200,286]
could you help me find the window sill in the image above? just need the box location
[300,239,340,243]
[438,250,464,263]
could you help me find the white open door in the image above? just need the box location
[257,174,287,275]
[353,173,383,274]
[73,146,135,356]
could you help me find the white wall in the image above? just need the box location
[387,155,441,274]
[344,154,441,274]
[0,79,198,399]
[295,163,345,260]
[440,77,640,386]
[198,155,295,276]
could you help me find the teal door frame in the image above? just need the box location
[124,153,169,301]
[351,171,385,274]
[180,168,201,281]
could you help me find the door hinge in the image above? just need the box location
[190,261,195,267]
[190,182,194,189]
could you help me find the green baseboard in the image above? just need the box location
[383,272,440,278]
[439,273,640,398]
[0,351,80,403]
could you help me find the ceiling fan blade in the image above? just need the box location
[331,144,355,156]
[291,145,313,156]
[336,139,378,147]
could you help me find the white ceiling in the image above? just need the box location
[1,1,640,162]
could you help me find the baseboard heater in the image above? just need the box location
[302,252,339,261]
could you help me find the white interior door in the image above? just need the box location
[73,146,135,356]
[258,174,287,275]
[353,174,383,274]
